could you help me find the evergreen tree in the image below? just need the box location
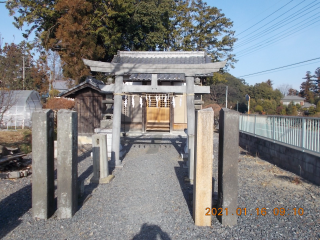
[314,67,320,93]
[300,71,316,103]
[171,0,236,68]
[6,0,237,82]
[265,79,273,88]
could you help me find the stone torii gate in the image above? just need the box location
[83,51,226,182]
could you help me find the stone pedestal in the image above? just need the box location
[57,110,78,219]
[32,110,55,219]
[193,108,214,226]
[100,113,113,129]
[94,129,126,159]
[218,108,239,226]
[100,119,113,129]
[91,134,114,184]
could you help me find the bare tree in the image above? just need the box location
[47,50,64,81]
[277,84,292,96]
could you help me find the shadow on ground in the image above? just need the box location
[133,223,171,240]
[0,184,31,239]
[174,161,193,217]
[78,145,92,163]
[77,165,98,209]
[121,135,185,158]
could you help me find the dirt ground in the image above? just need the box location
[0,129,32,153]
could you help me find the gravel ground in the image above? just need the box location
[0,133,320,239]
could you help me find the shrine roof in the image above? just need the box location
[111,51,212,64]
[59,76,104,97]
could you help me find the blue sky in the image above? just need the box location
[1,0,320,91]
[209,0,320,91]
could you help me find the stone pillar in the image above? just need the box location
[32,109,55,219]
[193,108,214,226]
[218,108,239,226]
[186,76,195,184]
[57,110,78,219]
[91,134,114,183]
[112,75,123,167]
[91,134,100,182]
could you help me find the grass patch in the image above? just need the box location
[0,129,32,154]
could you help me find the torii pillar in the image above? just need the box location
[186,76,195,184]
[111,75,123,167]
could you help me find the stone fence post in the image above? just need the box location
[218,108,239,226]
[32,109,55,219]
[57,110,78,219]
[193,108,214,226]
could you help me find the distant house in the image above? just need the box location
[280,95,315,108]
[52,79,75,93]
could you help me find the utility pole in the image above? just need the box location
[245,94,250,114]
[23,56,25,90]
[225,86,228,108]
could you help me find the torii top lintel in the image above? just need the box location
[83,51,226,77]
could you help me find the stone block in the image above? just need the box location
[316,166,320,177]
[57,110,78,219]
[290,157,299,167]
[193,108,214,226]
[32,109,55,219]
[269,149,276,158]
[218,108,239,226]
[100,119,113,129]
[264,141,270,148]
[8,171,20,179]
[91,134,110,184]
[278,145,286,154]
[305,163,315,174]
[304,154,317,166]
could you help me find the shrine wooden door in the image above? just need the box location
[146,94,170,131]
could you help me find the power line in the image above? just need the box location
[235,0,294,37]
[239,57,320,78]
[236,17,320,58]
[241,60,320,78]
[235,1,319,48]
[235,0,307,45]
[237,21,320,59]
[234,0,286,30]
[236,13,320,55]
[235,14,320,57]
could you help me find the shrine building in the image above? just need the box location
[60,51,226,167]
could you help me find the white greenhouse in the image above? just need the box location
[1,90,42,129]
